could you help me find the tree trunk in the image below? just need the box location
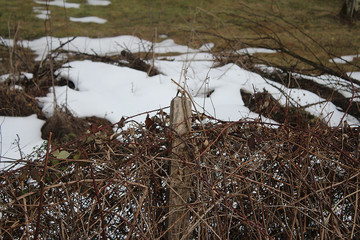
[341,0,360,19]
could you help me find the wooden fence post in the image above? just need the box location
[168,95,192,240]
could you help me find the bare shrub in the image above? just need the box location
[1,110,359,239]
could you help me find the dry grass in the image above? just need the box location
[1,110,359,239]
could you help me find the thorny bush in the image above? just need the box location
[0,111,359,239]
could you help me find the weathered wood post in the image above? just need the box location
[168,95,192,240]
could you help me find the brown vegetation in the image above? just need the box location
[1,111,359,239]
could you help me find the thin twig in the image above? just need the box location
[34,132,52,240]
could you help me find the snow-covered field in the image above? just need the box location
[1,0,359,169]
[1,35,359,170]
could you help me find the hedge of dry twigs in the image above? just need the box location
[1,110,359,240]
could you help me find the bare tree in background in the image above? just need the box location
[341,0,360,19]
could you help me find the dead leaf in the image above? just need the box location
[145,114,154,130]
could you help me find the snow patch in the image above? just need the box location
[34,0,80,8]
[70,16,107,24]
[87,0,111,6]
[331,55,359,64]
[0,115,45,169]
[0,72,33,83]
[33,7,50,20]
[19,35,199,61]
[237,48,277,55]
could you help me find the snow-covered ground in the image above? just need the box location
[1,35,359,169]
